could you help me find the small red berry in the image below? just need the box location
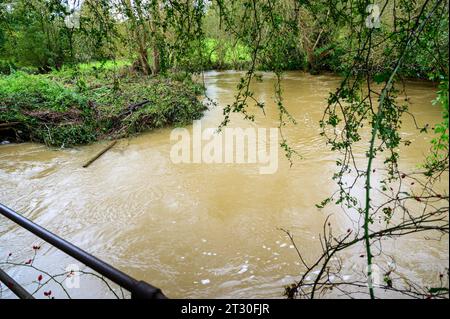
[38,274,43,281]
[25,259,32,265]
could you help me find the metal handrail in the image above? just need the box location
[0,203,167,299]
[0,268,34,299]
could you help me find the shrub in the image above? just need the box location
[0,72,97,146]
[0,68,207,147]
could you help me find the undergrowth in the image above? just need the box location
[0,67,206,147]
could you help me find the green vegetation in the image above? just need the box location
[424,77,449,175]
[202,38,252,70]
[0,68,205,147]
[0,72,96,146]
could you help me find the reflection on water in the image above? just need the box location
[0,71,448,298]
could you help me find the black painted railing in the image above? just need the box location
[0,203,166,299]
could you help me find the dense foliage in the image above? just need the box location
[0,67,205,146]
[1,1,448,77]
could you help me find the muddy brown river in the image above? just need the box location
[0,71,448,298]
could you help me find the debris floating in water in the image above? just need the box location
[82,140,117,168]
[238,264,249,274]
[201,279,210,285]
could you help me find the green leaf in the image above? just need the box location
[373,72,389,84]
[428,287,449,294]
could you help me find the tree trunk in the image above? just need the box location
[152,46,160,75]
[150,0,162,75]
[138,44,151,75]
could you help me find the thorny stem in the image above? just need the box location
[363,0,441,299]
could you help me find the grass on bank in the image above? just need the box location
[0,66,206,147]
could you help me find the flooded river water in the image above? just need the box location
[0,71,448,298]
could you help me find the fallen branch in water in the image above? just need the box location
[82,140,117,168]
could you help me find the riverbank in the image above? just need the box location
[0,65,206,147]
[1,60,442,148]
